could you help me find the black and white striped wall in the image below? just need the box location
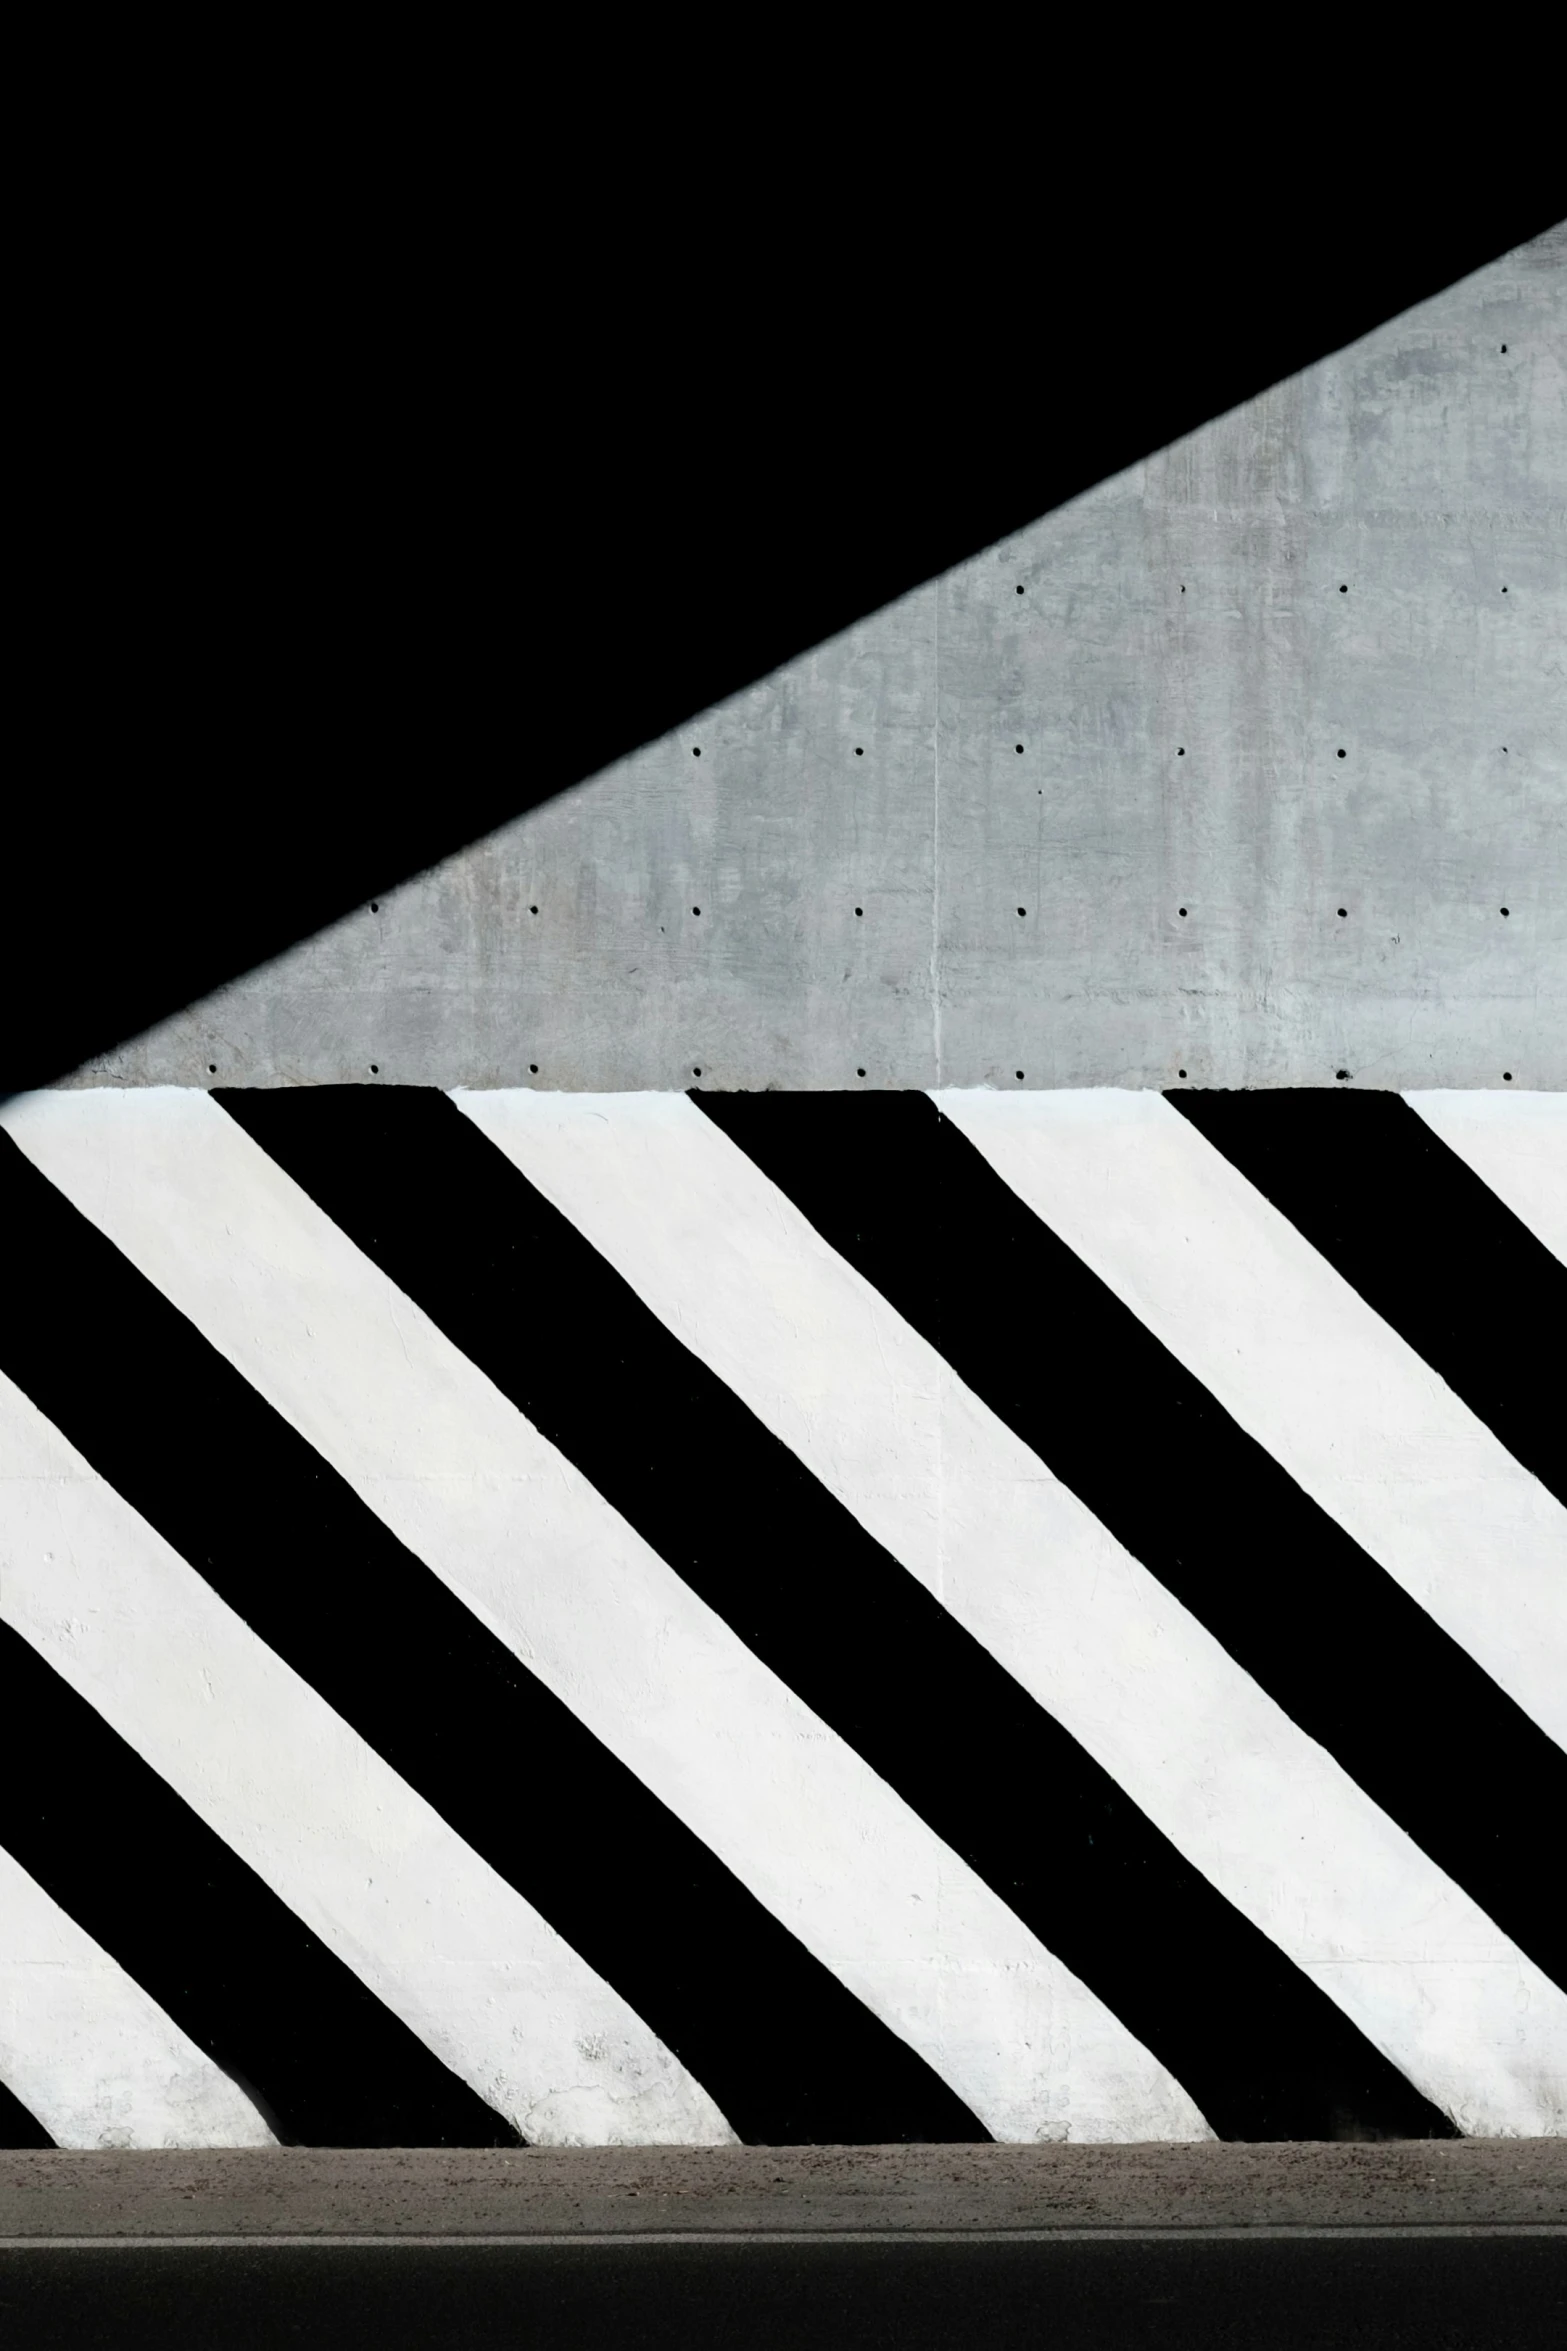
[1,1084,1563,2148]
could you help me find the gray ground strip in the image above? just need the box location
[5,2144,1564,2240]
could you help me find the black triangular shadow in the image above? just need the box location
[11,187,1559,1093]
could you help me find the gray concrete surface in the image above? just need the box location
[75,226,1565,1095]
[3,2141,1563,2240]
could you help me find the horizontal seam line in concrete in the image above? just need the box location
[4,2227,1566,2249]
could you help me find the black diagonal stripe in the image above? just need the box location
[0,1131,974,2148]
[693,1090,1567,1996]
[0,2069,54,2150]
[0,1625,514,2150]
[1168,1089,1567,1511]
[219,1086,1454,2143]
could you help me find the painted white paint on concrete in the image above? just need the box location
[455,1088,1567,2137]
[0,1368,735,2149]
[0,1843,276,2150]
[1405,1090,1567,1270]
[938,1089,1567,1758]
[0,1088,1212,2147]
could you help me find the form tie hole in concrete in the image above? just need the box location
[1177,747,1185,757]
[857,1067,867,1077]
[529,905,538,915]
[207,1063,217,1075]
[692,745,702,755]
[1337,748,1347,758]
[855,746,864,755]
[369,1064,380,1075]
[855,906,863,917]
[1339,584,1348,593]
[1504,1071,1513,1081]
[1501,344,1508,352]
[1178,907,1188,918]
[692,907,701,917]
[529,1063,539,1075]
[1015,743,1025,755]
[1502,586,1508,593]
[1016,584,1026,595]
[1180,584,1185,594]
[1017,906,1027,918]
[1015,1070,1025,1081]
[1336,1069,1351,1081]
[1178,1068,1188,1079]
[1338,907,1348,918]
[1501,907,1510,917]
[692,1066,703,1078]
[370,901,380,913]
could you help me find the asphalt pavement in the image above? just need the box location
[3,2231,1565,2348]
[4,2145,1562,2346]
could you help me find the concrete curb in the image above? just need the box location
[2,2143,1563,2240]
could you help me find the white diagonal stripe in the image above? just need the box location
[1405,1091,1567,1271]
[938,1088,1567,1756]
[0,1366,734,2149]
[454,1086,1567,2138]
[0,1842,275,2150]
[0,1088,1210,2146]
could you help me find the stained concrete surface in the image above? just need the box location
[3,2141,1563,2240]
[76,225,1566,1094]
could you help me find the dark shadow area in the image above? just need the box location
[3,2236,1563,2351]
[13,164,1561,1094]
[0,2081,52,2151]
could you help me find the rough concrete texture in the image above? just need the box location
[3,2143,1563,2239]
[78,226,1564,1094]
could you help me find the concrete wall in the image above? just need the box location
[3,230,1562,2155]
[76,224,1565,1094]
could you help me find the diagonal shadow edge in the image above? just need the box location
[10,200,1562,1099]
